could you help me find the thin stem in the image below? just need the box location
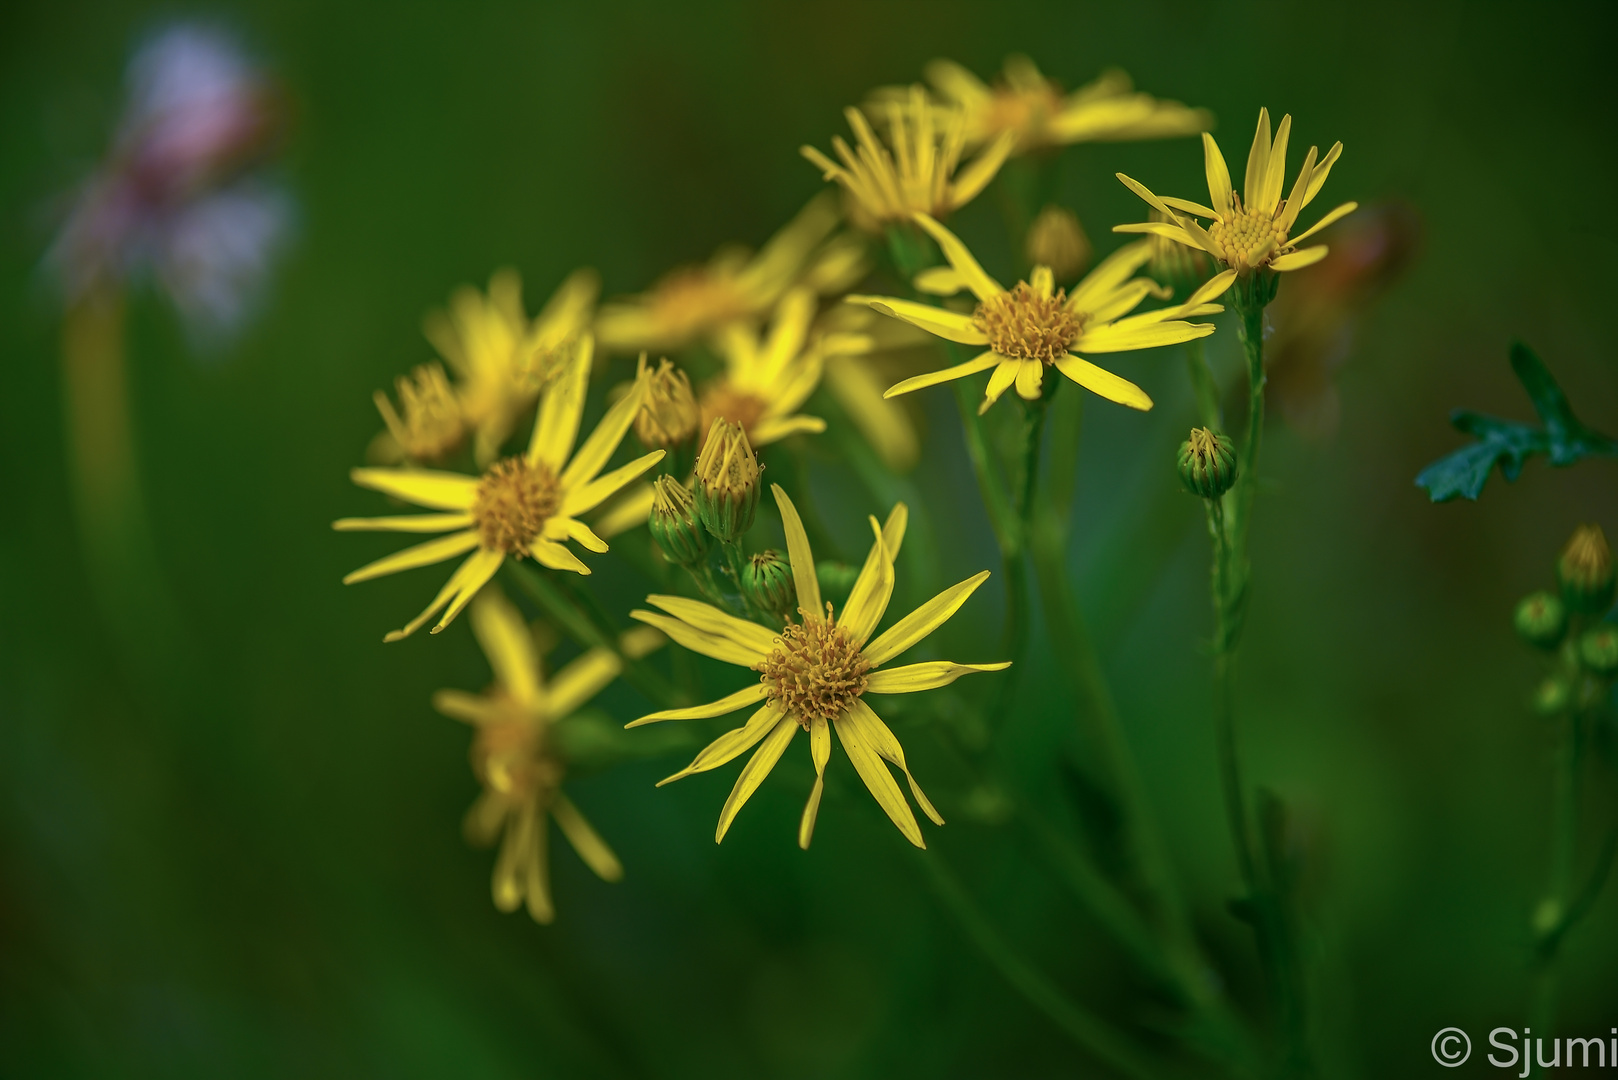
[1529,692,1582,1074]
[1185,338,1222,430]
[1206,498,1257,890]
[919,851,1165,1080]
[683,559,729,610]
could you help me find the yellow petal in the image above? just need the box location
[978,358,1019,414]
[1270,245,1330,272]
[1258,113,1292,213]
[1115,173,1179,220]
[1068,238,1154,312]
[863,570,990,667]
[529,268,600,351]
[562,450,665,517]
[492,799,533,913]
[771,485,821,619]
[1276,145,1319,233]
[913,266,968,296]
[589,481,654,540]
[1202,133,1234,216]
[627,683,768,728]
[660,703,784,788]
[541,647,623,719]
[629,610,760,667]
[1074,320,1215,354]
[551,794,622,882]
[884,351,999,399]
[349,468,478,511]
[832,707,922,847]
[853,295,989,346]
[527,334,591,470]
[1284,201,1358,249]
[332,513,474,533]
[748,414,827,447]
[1014,359,1044,400]
[565,519,609,554]
[865,660,1012,694]
[840,517,893,646]
[1029,265,1054,298]
[845,698,944,827]
[619,625,665,660]
[431,688,504,725]
[909,213,1004,301]
[643,594,778,657]
[423,547,505,637]
[342,529,481,585]
[948,131,1015,211]
[798,717,831,850]
[1161,195,1217,218]
[879,502,908,563]
[470,588,541,704]
[714,714,798,843]
[531,537,592,576]
[523,804,554,924]
[1052,354,1154,410]
[1244,108,1272,210]
[1301,142,1343,212]
[558,363,650,489]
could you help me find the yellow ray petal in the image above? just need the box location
[865,660,1013,694]
[1161,195,1218,218]
[1052,354,1153,410]
[470,589,541,704]
[627,683,768,728]
[377,546,501,642]
[1276,145,1319,233]
[558,368,650,490]
[630,610,760,667]
[590,481,654,540]
[840,517,893,646]
[1029,265,1054,298]
[530,268,600,350]
[1115,172,1178,220]
[863,569,990,667]
[431,688,505,725]
[1074,320,1215,354]
[541,647,623,719]
[562,450,665,518]
[845,698,944,827]
[332,513,474,533]
[531,538,592,576]
[949,130,1015,210]
[910,213,1004,301]
[528,335,591,469]
[1270,245,1330,272]
[492,799,533,913]
[884,351,998,399]
[715,715,799,842]
[1111,220,1198,245]
[660,703,784,787]
[1068,238,1154,312]
[923,57,992,109]
[1014,359,1044,400]
[643,594,778,656]
[565,518,608,554]
[978,358,1019,414]
[1082,279,1164,326]
[1202,133,1233,215]
[523,804,554,924]
[342,529,480,585]
[1284,201,1358,249]
[349,468,478,511]
[426,547,505,636]
[1301,142,1343,211]
[1258,113,1291,213]
[798,717,831,850]
[853,295,989,346]
[771,485,821,619]
[748,414,827,447]
[832,707,922,847]
[879,502,908,563]
[1244,108,1272,209]
[551,794,622,882]
[913,266,968,296]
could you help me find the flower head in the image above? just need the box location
[1116,108,1357,282]
[854,214,1234,415]
[698,287,832,449]
[1178,427,1238,499]
[436,588,662,923]
[335,334,664,641]
[801,85,1014,232]
[694,420,761,543]
[596,193,864,354]
[1558,523,1615,614]
[908,56,1210,156]
[632,355,701,453]
[629,485,1008,849]
[425,267,599,465]
[370,362,465,465]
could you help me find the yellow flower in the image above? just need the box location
[424,267,599,465]
[370,361,465,465]
[698,288,830,449]
[436,588,664,923]
[334,335,664,641]
[1115,108,1358,278]
[854,213,1235,415]
[628,485,1008,849]
[908,56,1211,156]
[801,85,1014,232]
[595,193,864,354]
[810,302,932,472]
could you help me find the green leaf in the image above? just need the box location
[1416,342,1617,502]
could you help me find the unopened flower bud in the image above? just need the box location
[695,419,760,543]
[742,550,796,625]
[1177,427,1237,500]
[648,475,708,567]
[1025,205,1091,282]
[1557,524,1614,614]
[1580,624,1618,677]
[1513,590,1567,650]
[1532,675,1571,717]
[633,354,700,456]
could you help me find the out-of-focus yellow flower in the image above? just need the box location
[596,193,864,354]
[633,355,702,453]
[436,588,663,923]
[629,485,1007,849]
[801,85,1014,232]
[425,267,600,465]
[1116,108,1357,278]
[855,214,1233,415]
[334,335,663,641]
[370,362,466,465]
[810,303,934,472]
[698,288,831,449]
[906,57,1211,156]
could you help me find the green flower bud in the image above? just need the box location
[1513,590,1567,650]
[1532,675,1571,717]
[742,550,796,625]
[648,475,709,567]
[695,419,760,543]
[1177,427,1238,499]
[1579,624,1618,677]
[633,355,700,464]
[1557,523,1614,614]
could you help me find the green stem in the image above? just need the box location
[683,558,729,611]
[1530,693,1582,1074]
[1230,304,1267,559]
[1206,498,1256,890]
[1185,338,1222,430]
[919,851,1165,1080]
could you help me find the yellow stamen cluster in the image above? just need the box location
[756,607,871,727]
[974,282,1083,362]
[472,457,560,556]
[375,363,464,463]
[1207,198,1288,270]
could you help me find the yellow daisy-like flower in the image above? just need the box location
[853,213,1235,415]
[425,267,600,465]
[1115,108,1358,278]
[801,85,1015,233]
[909,56,1211,156]
[628,485,1008,849]
[698,287,830,449]
[595,193,865,355]
[334,335,664,642]
[810,302,934,472]
[370,361,466,466]
[436,588,664,923]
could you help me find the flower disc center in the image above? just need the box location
[472,457,561,556]
[757,611,871,727]
[1209,208,1287,268]
[973,282,1082,363]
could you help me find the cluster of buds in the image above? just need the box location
[1515,523,1617,713]
[1177,427,1238,500]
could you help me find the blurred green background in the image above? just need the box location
[3,1,1617,1076]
